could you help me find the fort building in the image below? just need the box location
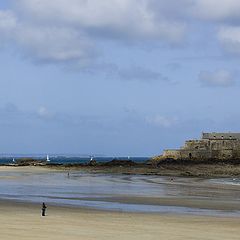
[162,132,240,160]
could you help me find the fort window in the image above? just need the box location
[189,153,192,159]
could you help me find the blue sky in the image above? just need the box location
[0,0,240,155]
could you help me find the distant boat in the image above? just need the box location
[12,158,15,163]
[90,155,94,161]
[127,156,130,160]
[46,155,50,162]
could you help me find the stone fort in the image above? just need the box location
[162,132,240,160]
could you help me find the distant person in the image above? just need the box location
[42,202,47,216]
[67,172,70,178]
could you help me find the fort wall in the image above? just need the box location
[161,132,240,161]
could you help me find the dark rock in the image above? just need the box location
[102,159,137,167]
[89,159,97,166]
[15,158,46,166]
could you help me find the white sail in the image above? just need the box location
[46,155,50,162]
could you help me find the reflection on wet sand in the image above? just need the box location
[0,167,239,216]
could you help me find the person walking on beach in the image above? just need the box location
[42,202,47,216]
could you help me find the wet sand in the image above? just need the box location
[0,200,239,240]
[0,166,240,239]
[44,162,240,177]
[0,166,240,214]
[0,166,55,172]
[80,195,240,212]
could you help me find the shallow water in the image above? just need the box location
[0,170,239,216]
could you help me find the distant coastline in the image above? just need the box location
[2,157,240,177]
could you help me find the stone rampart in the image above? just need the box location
[160,132,240,161]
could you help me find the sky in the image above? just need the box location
[0,0,240,156]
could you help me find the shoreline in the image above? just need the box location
[2,195,240,218]
[2,158,240,177]
[0,197,240,217]
[1,163,240,178]
[45,163,240,178]
[0,166,239,215]
[0,199,239,240]
[0,166,240,239]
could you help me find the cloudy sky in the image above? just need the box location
[0,0,240,155]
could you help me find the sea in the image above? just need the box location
[0,154,150,165]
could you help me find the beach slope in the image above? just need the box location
[0,201,239,240]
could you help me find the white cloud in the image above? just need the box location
[16,25,93,63]
[199,70,235,87]
[187,1,240,57]
[192,0,240,22]
[16,0,186,43]
[146,115,177,128]
[218,26,240,55]
[37,106,54,119]
[0,10,16,41]
[0,1,189,65]
[0,10,15,29]
[4,0,240,66]
[0,9,94,63]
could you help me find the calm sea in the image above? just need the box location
[0,155,150,165]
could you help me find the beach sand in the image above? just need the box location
[0,166,56,172]
[0,166,239,239]
[0,201,239,240]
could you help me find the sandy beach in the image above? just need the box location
[0,200,239,240]
[0,166,239,239]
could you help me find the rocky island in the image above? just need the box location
[5,132,240,177]
[155,132,240,161]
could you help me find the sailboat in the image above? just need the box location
[46,155,50,162]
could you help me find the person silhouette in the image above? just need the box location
[42,202,47,216]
